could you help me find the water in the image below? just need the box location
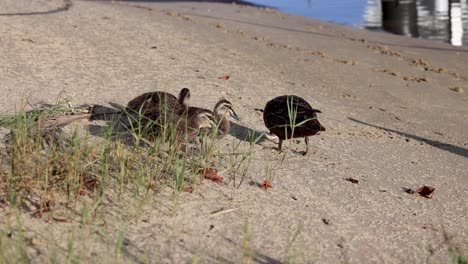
[245,0,468,46]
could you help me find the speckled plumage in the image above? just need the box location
[187,99,239,138]
[126,88,190,119]
[174,109,216,143]
[126,88,205,142]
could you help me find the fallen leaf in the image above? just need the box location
[52,217,71,223]
[218,75,230,80]
[183,186,194,193]
[260,180,272,190]
[415,185,435,199]
[200,168,223,184]
[344,178,359,184]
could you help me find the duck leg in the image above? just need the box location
[303,136,309,156]
[278,138,283,152]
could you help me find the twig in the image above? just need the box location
[209,208,239,217]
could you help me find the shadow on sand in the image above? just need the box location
[229,121,267,144]
[87,103,148,147]
[348,117,468,159]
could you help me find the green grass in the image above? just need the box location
[451,253,468,264]
[0,100,466,263]
[0,100,261,262]
[0,100,209,204]
[241,221,253,264]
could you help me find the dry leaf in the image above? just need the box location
[415,185,435,199]
[260,180,272,190]
[218,75,230,80]
[183,186,194,193]
[52,217,71,223]
[344,178,359,184]
[200,168,223,184]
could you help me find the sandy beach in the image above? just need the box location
[1,0,467,263]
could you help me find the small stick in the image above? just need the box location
[210,208,239,217]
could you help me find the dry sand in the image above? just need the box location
[1,0,467,263]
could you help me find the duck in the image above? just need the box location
[143,106,217,145]
[126,88,190,134]
[263,95,325,155]
[175,109,217,143]
[187,99,240,138]
[126,88,190,118]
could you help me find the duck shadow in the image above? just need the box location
[228,121,309,155]
[348,117,468,159]
[229,121,267,144]
[88,103,150,147]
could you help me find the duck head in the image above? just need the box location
[177,88,191,107]
[214,99,240,121]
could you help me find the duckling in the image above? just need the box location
[263,95,325,155]
[212,99,240,137]
[177,109,218,143]
[126,88,190,118]
[141,105,217,144]
[188,99,240,138]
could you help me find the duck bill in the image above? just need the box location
[230,110,241,121]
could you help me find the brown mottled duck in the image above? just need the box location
[126,88,191,138]
[126,88,190,118]
[141,106,217,146]
[188,99,240,138]
[175,109,217,143]
[263,95,325,155]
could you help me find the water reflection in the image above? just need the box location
[450,1,464,45]
[364,0,466,46]
[381,0,419,37]
[246,0,467,46]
